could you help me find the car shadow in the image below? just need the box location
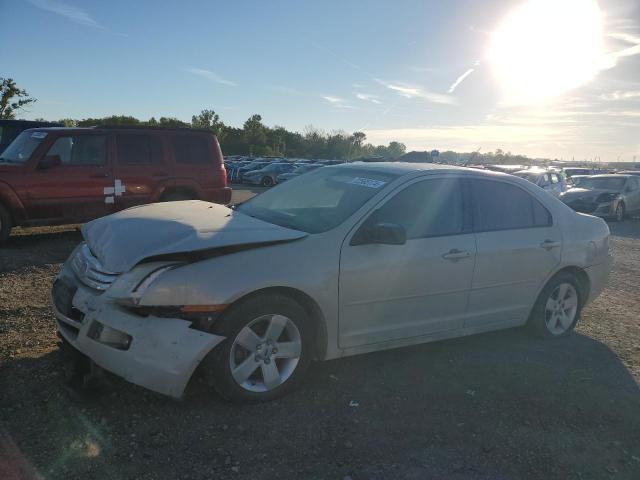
[1,328,638,479]
[0,228,82,272]
[608,218,640,240]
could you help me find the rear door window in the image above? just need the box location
[470,179,551,231]
[172,135,210,164]
[116,134,162,164]
[46,135,107,166]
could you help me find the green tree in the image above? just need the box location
[192,109,226,142]
[0,78,36,119]
[386,141,406,159]
[243,114,267,155]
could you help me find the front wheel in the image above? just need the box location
[261,176,274,187]
[527,272,583,338]
[203,294,313,402]
[613,202,625,222]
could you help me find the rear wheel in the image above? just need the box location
[527,272,583,338]
[203,294,313,402]
[0,203,12,243]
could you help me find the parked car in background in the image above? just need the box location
[560,174,640,221]
[513,168,567,197]
[242,162,296,186]
[569,175,591,188]
[0,126,231,241]
[236,160,271,183]
[563,167,594,178]
[53,163,611,402]
[0,119,61,155]
[276,162,324,182]
[617,170,640,176]
[484,164,526,174]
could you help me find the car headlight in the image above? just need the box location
[128,265,180,304]
[596,193,618,203]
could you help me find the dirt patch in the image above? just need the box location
[1,206,639,479]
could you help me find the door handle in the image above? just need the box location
[89,172,109,178]
[442,249,471,261]
[540,239,561,250]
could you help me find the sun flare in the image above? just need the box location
[488,0,606,105]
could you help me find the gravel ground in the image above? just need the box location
[1,192,639,480]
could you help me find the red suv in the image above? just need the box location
[0,126,231,241]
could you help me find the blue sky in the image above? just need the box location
[2,0,640,161]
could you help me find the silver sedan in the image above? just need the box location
[52,163,612,402]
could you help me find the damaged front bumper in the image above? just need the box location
[51,262,225,398]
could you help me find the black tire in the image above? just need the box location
[161,191,194,202]
[613,202,625,222]
[202,294,313,403]
[0,203,12,243]
[526,272,583,338]
[261,176,274,187]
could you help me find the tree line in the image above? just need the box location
[52,111,407,160]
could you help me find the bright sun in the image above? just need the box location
[487,0,606,105]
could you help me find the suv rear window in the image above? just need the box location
[117,134,162,164]
[172,135,210,164]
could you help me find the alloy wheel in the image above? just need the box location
[544,283,578,335]
[229,314,302,392]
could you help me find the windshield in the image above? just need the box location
[0,130,46,163]
[237,167,399,233]
[579,177,626,191]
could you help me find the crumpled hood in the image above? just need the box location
[81,200,308,273]
[561,188,620,202]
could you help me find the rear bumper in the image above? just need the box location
[584,255,613,305]
[52,263,225,398]
[203,187,232,205]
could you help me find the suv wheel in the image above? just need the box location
[203,294,313,402]
[527,272,583,338]
[0,204,12,243]
[261,176,274,187]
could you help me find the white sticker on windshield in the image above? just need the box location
[31,132,47,139]
[348,177,387,188]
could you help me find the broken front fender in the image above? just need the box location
[56,283,225,398]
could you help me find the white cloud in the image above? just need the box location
[322,96,357,109]
[355,93,381,104]
[448,68,475,93]
[600,90,640,101]
[322,96,343,104]
[28,0,99,27]
[375,79,457,105]
[184,67,237,87]
[27,0,126,35]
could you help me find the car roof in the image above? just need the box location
[590,174,630,178]
[22,126,216,134]
[331,161,508,178]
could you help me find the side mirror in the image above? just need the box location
[39,155,61,170]
[351,222,407,246]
